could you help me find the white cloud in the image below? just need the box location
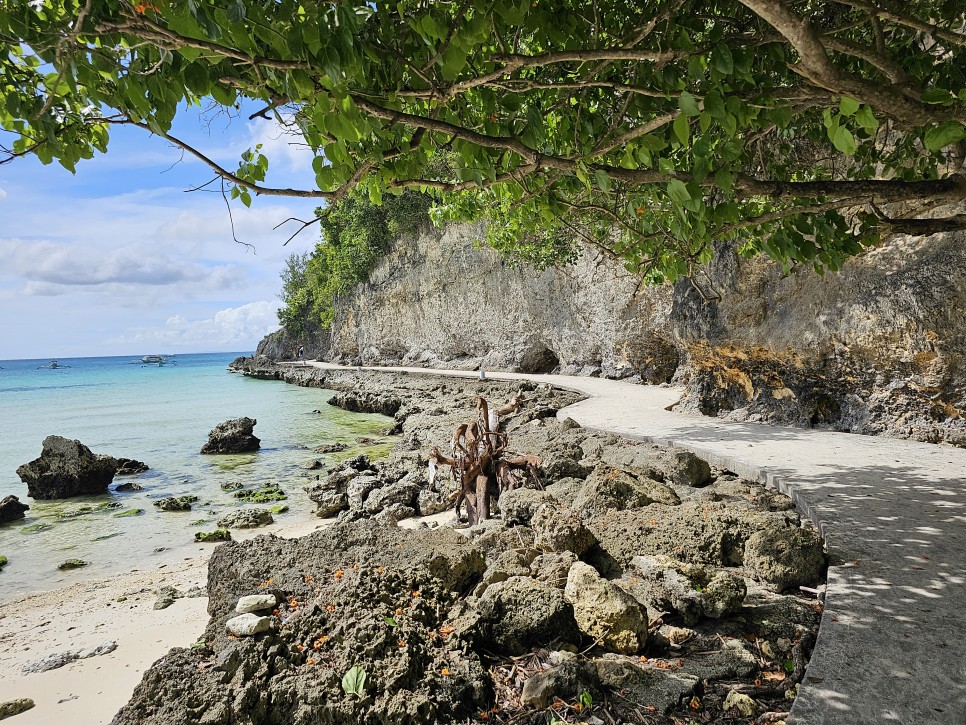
[1,239,248,297]
[108,300,281,350]
[0,186,7,201]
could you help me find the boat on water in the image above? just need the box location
[140,355,166,365]
[38,360,69,369]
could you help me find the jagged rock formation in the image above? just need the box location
[200,418,261,454]
[16,436,117,499]
[260,222,964,445]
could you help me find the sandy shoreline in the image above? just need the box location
[0,517,325,724]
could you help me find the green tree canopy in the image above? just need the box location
[2,0,965,280]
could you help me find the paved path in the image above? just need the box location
[310,363,966,723]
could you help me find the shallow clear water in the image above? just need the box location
[0,352,391,597]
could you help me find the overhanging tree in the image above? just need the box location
[2,0,964,282]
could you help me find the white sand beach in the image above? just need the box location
[0,518,325,724]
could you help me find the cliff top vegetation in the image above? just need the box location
[2,0,964,282]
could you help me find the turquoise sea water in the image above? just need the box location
[0,352,391,598]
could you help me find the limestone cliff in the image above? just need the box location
[264,222,965,446]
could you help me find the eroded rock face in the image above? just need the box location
[262,223,966,446]
[200,417,260,454]
[16,436,117,499]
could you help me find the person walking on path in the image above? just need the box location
[296,346,304,365]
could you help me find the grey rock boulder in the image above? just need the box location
[564,561,648,654]
[475,575,579,655]
[744,525,825,592]
[225,613,271,636]
[200,418,260,454]
[573,465,679,518]
[594,656,697,714]
[664,450,713,487]
[625,555,747,624]
[217,508,274,529]
[309,488,349,518]
[530,551,577,589]
[532,503,596,555]
[115,458,149,475]
[153,495,198,512]
[153,586,184,610]
[235,594,278,614]
[16,436,117,499]
[520,654,598,709]
[0,698,35,719]
[498,488,556,526]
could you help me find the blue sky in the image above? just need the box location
[0,103,323,360]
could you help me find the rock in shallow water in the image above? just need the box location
[16,435,117,499]
[0,495,28,523]
[200,417,260,454]
[217,508,273,529]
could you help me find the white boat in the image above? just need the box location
[140,355,165,365]
[39,360,69,369]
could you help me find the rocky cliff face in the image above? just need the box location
[326,223,678,382]
[268,223,965,446]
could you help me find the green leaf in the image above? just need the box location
[704,90,725,120]
[667,179,691,203]
[921,88,954,105]
[342,665,367,697]
[226,0,246,23]
[673,113,690,146]
[593,169,612,193]
[838,97,859,116]
[679,91,700,117]
[855,106,878,132]
[715,168,734,192]
[383,616,397,627]
[711,44,733,75]
[924,121,966,151]
[832,126,856,155]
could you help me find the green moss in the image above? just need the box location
[21,522,53,534]
[220,481,245,491]
[91,532,122,541]
[189,518,208,526]
[58,558,89,570]
[194,529,232,543]
[216,456,256,471]
[0,555,7,569]
[235,485,287,503]
[269,504,289,514]
[112,508,144,518]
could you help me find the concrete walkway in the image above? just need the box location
[309,363,966,724]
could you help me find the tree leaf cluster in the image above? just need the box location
[2,0,965,281]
